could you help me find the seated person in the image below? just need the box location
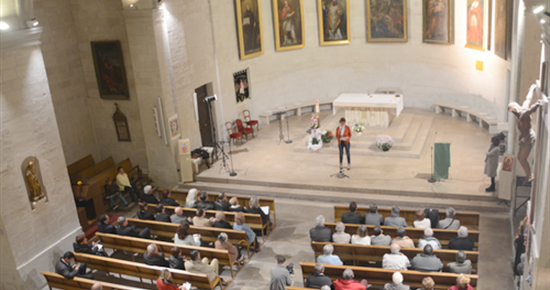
[364,203,384,226]
[341,201,363,224]
[168,246,186,270]
[174,222,201,247]
[413,209,431,229]
[115,166,138,202]
[137,202,155,220]
[351,225,371,245]
[417,228,441,250]
[186,188,199,208]
[193,208,214,227]
[310,215,332,246]
[382,243,410,270]
[448,274,474,290]
[410,244,443,272]
[438,207,460,230]
[91,283,102,290]
[305,263,333,289]
[143,243,170,267]
[103,177,129,210]
[269,255,293,290]
[332,222,351,244]
[196,192,215,210]
[213,211,232,229]
[155,203,172,223]
[384,272,410,290]
[116,216,151,239]
[234,211,261,252]
[384,206,408,228]
[141,185,159,204]
[418,277,435,290]
[214,192,231,211]
[55,251,94,279]
[371,226,392,246]
[156,269,186,290]
[97,214,117,234]
[170,206,192,224]
[446,250,472,274]
[392,227,415,249]
[333,268,367,290]
[73,234,107,256]
[229,196,246,212]
[160,189,180,206]
[246,196,270,229]
[449,226,475,251]
[215,232,243,265]
[317,243,343,266]
[184,250,225,283]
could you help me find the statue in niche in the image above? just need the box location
[508,84,541,183]
[21,156,48,209]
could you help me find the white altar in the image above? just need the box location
[332,93,404,127]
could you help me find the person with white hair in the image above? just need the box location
[384,272,411,290]
[382,243,410,270]
[310,215,332,246]
[317,243,343,265]
[91,283,103,290]
[333,222,351,244]
[417,228,442,250]
[141,185,159,204]
[143,243,170,267]
[384,206,408,228]
[171,206,192,224]
[215,232,243,264]
[320,286,331,290]
[449,226,475,251]
[438,207,460,230]
[186,188,199,208]
[332,268,368,290]
[446,250,472,274]
[305,263,333,288]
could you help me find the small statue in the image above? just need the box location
[25,161,43,201]
[508,84,541,182]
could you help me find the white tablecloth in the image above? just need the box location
[332,93,404,127]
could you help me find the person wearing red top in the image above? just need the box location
[333,268,367,290]
[336,117,352,170]
[156,269,187,290]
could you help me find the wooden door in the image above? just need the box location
[196,85,214,147]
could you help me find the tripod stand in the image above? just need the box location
[214,141,237,177]
[330,141,350,179]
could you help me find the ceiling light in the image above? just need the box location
[534,6,544,14]
[0,22,9,30]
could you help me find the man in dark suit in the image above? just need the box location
[55,251,94,279]
[364,203,384,226]
[155,204,171,222]
[73,235,107,256]
[214,192,231,211]
[341,201,363,224]
[97,214,117,234]
[143,243,170,267]
[116,216,151,239]
[309,215,332,247]
[196,192,215,210]
[136,202,155,220]
[140,185,159,204]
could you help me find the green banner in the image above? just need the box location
[434,143,451,180]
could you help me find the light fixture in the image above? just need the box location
[0,22,9,30]
[534,5,544,14]
[25,18,39,28]
[129,3,135,8]
[542,19,547,24]
[204,94,218,102]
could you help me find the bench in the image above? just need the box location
[95,232,238,277]
[259,99,334,125]
[334,206,480,231]
[300,262,478,290]
[71,252,221,290]
[324,223,479,250]
[41,271,146,290]
[433,102,499,134]
[311,242,478,272]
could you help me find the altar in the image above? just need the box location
[332,92,404,127]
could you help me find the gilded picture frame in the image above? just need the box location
[465,0,488,51]
[366,0,408,43]
[236,0,264,60]
[273,0,305,51]
[317,0,351,46]
[422,0,453,44]
[91,41,130,100]
[493,0,510,59]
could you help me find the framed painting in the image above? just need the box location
[366,0,407,42]
[465,0,488,51]
[168,114,180,141]
[422,0,453,44]
[234,69,250,103]
[91,41,130,100]
[273,0,305,51]
[493,0,510,59]
[236,0,264,60]
[317,0,350,45]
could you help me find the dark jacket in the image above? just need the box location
[143,252,170,267]
[55,258,78,279]
[73,243,96,255]
[213,220,232,229]
[137,210,155,220]
[214,200,231,211]
[229,205,246,212]
[104,183,120,196]
[155,212,172,223]
[310,226,332,244]
[305,272,333,289]
[160,197,180,206]
[141,193,159,204]
[410,254,444,272]
[196,201,215,210]
[364,212,384,226]
[97,222,117,234]
[341,212,363,224]
[168,255,185,270]
[247,206,269,226]
[448,237,475,251]
[117,225,141,237]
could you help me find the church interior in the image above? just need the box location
[1,0,549,289]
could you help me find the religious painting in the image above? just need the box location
[366,0,407,43]
[493,0,510,59]
[236,0,264,60]
[234,69,250,103]
[168,114,180,141]
[422,0,453,44]
[465,0,487,50]
[502,156,513,172]
[317,0,351,45]
[21,156,48,210]
[112,103,131,142]
[91,41,130,99]
[179,139,191,155]
[273,0,305,51]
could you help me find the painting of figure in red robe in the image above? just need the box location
[466,0,485,50]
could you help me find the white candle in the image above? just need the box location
[315,100,320,113]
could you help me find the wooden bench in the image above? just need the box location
[334,206,480,231]
[95,232,238,277]
[67,155,97,184]
[324,223,479,249]
[433,102,499,134]
[311,242,478,272]
[259,99,334,125]
[286,287,317,290]
[41,271,147,290]
[300,262,478,290]
[71,252,221,290]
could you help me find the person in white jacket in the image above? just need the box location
[484,136,500,192]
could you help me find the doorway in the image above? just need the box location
[196,85,214,147]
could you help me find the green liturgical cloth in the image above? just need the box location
[434,143,451,179]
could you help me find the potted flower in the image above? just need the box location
[308,129,323,151]
[376,135,394,151]
[321,130,333,143]
[353,121,366,135]
[306,114,320,134]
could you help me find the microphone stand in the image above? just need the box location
[330,139,350,179]
[428,132,437,183]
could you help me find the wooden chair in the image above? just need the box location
[243,109,259,131]
[236,119,254,140]
[225,121,242,145]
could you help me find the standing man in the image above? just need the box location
[269,255,292,290]
[336,117,352,170]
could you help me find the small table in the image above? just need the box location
[332,93,404,127]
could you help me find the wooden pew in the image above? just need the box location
[95,232,238,277]
[67,155,96,183]
[126,218,251,256]
[311,242,478,272]
[334,206,480,230]
[41,271,147,290]
[116,158,147,186]
[325,223,479,250]
[300,262,478,290]
[71,252,221,290]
